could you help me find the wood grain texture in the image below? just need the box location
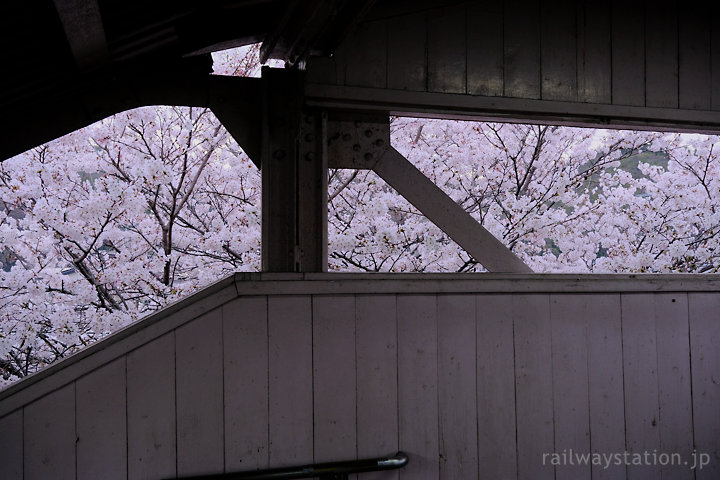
[268,296,313,467]
[427,5,466,94]
[331,40,348,87]
[0,278,236,419]
[76,359,127,480]
[176,309,224,477]
[645,6,678,108]
[313,295,357,463]
[345,20,387,88]
[437,294,477,479]
[586,295,626,480]
[0,410,23,479]
[504,0,541,99]
[477,295,517,479]
[576,1,611,103]
[223,296,269,472]
[551,295,591,480]
[356,294,399,480]
[305,56,337,85]
[24,384,75,480]
[679,8,711,110]
[611,1,645,106]
[387,12,427,91]
[514,294,554,480]
[689,293,720,480]
[541,0,577,102]
[621,294,661,480]
[397,294,438,480]
[713,22,720,111]
[654,294,693,480]
[467,2,503,96]
[127,333,177,480]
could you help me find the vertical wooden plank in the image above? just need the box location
[305,57,337,85]
[476,295,517,479]
[223,297,269,472]
[268,296,313,467]
[176,309,224,477]
[313,295,356,463]
[514,294,554,480]
[0,410,23,479]
[345,21,387,88]
[689,293,720,480]
[645,5,678,108]
[586,295,626,480]
[577,1,611,103]
[24,384,75,480]
[712,22,720,110]
[437,295,477,478]
[611,1,645,106]
[504,0,541,99]
[127,333,176,480]
[655,294,693,480]
[679,8,712,110]
[387,12,427,91]
[621,294,661,480]
[332,40,348,87]
[356,295,398,480]
[427,5,466,94]
[551,295,591,480]
[397,294,438,480]
[467,2,503,96]
[76,359,127,480]
[541,0,577,101]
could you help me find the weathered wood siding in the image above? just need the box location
[306,0,720,133]
[0,274,719,479]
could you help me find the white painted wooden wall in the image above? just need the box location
[0,274,718,479]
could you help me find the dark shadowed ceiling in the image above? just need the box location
[0,0,383,159]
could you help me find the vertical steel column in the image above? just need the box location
[297,110,328,272]
[261,67,327,272]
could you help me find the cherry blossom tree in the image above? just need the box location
[2,45,720,385]
[0,48,262,382]
[329,119,663,273]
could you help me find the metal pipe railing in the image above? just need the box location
[169,451,409,480]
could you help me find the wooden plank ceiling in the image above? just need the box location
[3,0,719,161]
[307,0,720,133]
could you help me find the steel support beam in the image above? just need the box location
[53,0,109,70]
[260,0,377,67]
[326,114,532,273]
[261,67,327,272]
[373,147,532,273]
[0,59,263,162]
[307,83,720,135]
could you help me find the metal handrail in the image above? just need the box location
[169,451,409,480]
